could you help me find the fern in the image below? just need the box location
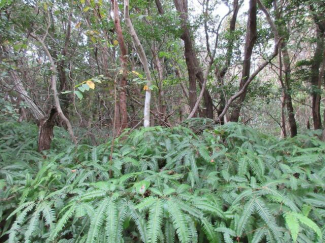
[236,198,255,236]
[86,198,109,243]
[147,199,163,243]
[167,199,190,243]
[2,122,325,242]
[105,198,118,242]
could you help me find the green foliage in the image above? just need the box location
[1,122,325,242]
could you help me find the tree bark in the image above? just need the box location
[173,0,213,119]
[230,0,257,122]
[124,0,152,127]
[31,34,77,144]
[1,45,60,151]
[112,0,128,132]
[38,107,58,152]
[155,0,164,14]
[216,0,240,123]
[310,10,325,130]
[273,0,297,137]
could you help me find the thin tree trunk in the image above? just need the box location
[278,48,287,137]
[257,0,287,137]
[124,0,152,127]
[272,0,297,137]
[112,0,128,132]
[230,0,257,122]
[216,0,240,123]
[155,0,164,14]
[281,42,297,137]
[152,44,167,125]
[310,13,325,129]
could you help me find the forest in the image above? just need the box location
[0,0,325,242]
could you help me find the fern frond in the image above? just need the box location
[41,202,56,228]
[147,199,163,243]
[8,202,35,243]
[294,213,322,239]
[201,217,218,243]
[165,219,175,243]
[236,198,255,236]
[193,198,224,218]
[254,198,275,225]
[128,202,147,242]
[115,201,128,242]
[167,199,190,243]
[135,196,156,211]
[80,190,106,201]
[284,213,299,242]
[24,207,41,243]
[105,198,118,242]
[251,227,267,243]
[86,198,109,243]
[187,216,198,242]
[49,203,76,241]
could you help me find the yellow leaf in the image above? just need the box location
[113,40,119,46]
[90,36,96,43]
[132,71,140,76]
[143,85,149,91]
[80,0,85,4]
[75,22,81,29]
[43,3,48,11]
[86,80,95,89]
[119,69,123,74]
[83,6,90,12]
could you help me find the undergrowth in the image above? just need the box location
[0,120,324,243]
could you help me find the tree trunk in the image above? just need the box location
[272,0,297,137]
[280,44,298,137]
[216,0,240,123]
[112,0,128,132]
[38,107,58,152]
[124,0,152,127]
[173,0,213,119]
[310,15,325,129]
[230,0,257,122]
[155,0,164,14]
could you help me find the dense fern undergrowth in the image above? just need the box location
[0,120,325,243]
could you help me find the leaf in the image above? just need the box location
[83,6,90,12]
[86,80,95,89]
[237,198,255,236]
[294,213,322,239]
[284,213,299,242]
[132,70,141,76]
[113,40,119,46]
[61,90,72,94]
[75,90,83,100]
[143,85,149,91]
[87,198,109,243]
[147,199,163,243]
[167,199,190,243]
[76,22,82,28]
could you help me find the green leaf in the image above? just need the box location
[75,90,83,100]
[294,213,322,239]
[147,199,163,243]
[285,213,299,242]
